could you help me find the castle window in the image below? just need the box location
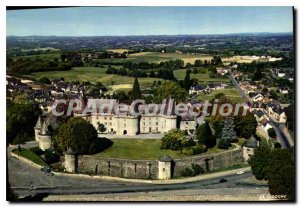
[163,168,165,172]
[104,117,107,120]
[109,117,112,120]
[156,122,158,126]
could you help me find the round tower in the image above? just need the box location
[34,115,43,142]
[242,135,259,162]
[38,121,52,151]
[158,155,172,180]
[64,147,77,173]
[127,116,139,135]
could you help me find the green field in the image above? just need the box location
[28,67,162,89]
[13,148,48,167]
[92,139,236,160]
[28,66,231,92]
[196,88,244,103]
[173,69,230,83]
[94,52,213,66]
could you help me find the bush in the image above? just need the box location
[180,163,205,177]
[274,142,282,148]
[161,129,192,150]
[180,168,194,177]
[191,163,204,175]
[182,144,207,156]
[217,139,231,149]
[268,128,277,139]
[44,149,60,164]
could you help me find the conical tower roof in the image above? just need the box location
[158,154,172,162]
[39,120,49,135]
[35,115,43,129]
[65,146,76,155]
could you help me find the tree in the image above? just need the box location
[249,147,295,200]
[267,149,295,200]
[156,81,187,103]
[248,145,272,180]
[161,129,192,150]
[210,115,224,139]
[217,138,231,149]
[221,117,237,141]
[6,100,41,144]
[53,117,98,154]
[234,113,257,139]
[183,69,192,90]
[196,122,216,148]
[267,128,277,139]
[97,122,106,134]
[38,77,51,84]
[129,77,142,100]
[285,104,294,132]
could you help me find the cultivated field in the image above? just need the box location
[28,66,231,92]
[94,52,214,66]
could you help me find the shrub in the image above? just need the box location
[161,129,190,150]
[191,163,204,175]
[44,149,60,164]
[180,168,194,177]
[217,139,231,149]
[182,144,207,156]
[274,142,282,148]
[180,164,205,177]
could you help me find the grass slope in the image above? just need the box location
[92,138,236,160]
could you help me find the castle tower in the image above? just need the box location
[158,155,172,180]
[34,115,43,142]
[38,121,52,151]
[64,147,77,173]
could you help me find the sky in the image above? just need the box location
[6,7,293,36]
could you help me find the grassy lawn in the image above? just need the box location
[13,148,48,167]
[92,138,236,160]
[174,69,230,83]
[196,88,244,103]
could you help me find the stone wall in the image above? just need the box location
[172,147,243,177]
[77,156,158,179]
[77,147,243,179]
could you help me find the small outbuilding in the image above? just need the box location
[158,155,172,180]
[242,136,259,162]
[64,147,77,173]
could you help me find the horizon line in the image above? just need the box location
[7,31,293,38]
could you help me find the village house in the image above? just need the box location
[189,85,207,95]
[264,101,287,123]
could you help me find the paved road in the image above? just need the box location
[8,151,268,199]
[228,71,252,104]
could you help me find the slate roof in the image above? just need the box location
[244,136,259,148]
[158,155,172,162]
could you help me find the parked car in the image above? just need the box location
[40,166,47,172]
[45,171,54,176]
[237,171,244,175]
[219,178,227,183]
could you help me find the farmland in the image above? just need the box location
[93,52,214,66]
[27,66,231,92]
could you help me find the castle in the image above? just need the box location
[34,94,198,151]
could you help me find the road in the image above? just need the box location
[8,149,269,201]
[228,71,293,148]
[228,71,252,104]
